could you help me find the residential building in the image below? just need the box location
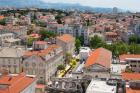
[79,47,91,61]
[0,47,24,74]
[23,55,46,84]
[113,7,118,14]
[0,73,36,93]
[57,24,89,45]
[56,34,75,55]
[0,33,20,47]
[134,24,140,36]
[0,25,28,37]
[23,41,64,83]
[105,32,119,43]
[119,54,140,72]
[122,73,140,93]
[83,48,112,79]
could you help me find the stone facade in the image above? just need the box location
[0,47,24,74]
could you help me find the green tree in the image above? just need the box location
[129,43,140,54]
[36,21,46,27]
[66,53,72,64]
[0,19,6,25]
[27,38,36,46]
[39,29,57,40]
[129,35,138,44]
[70,59,77,68]
[90,35,104,49]
[57,65,65,70]
[77,36,84,46]
[75,38,81,53]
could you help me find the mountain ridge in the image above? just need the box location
[0,0,117,13]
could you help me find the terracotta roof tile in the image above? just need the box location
[24,44,59,56]
[0,15,5,20]
[57,34,74,43]
[119,54,140,62]
[126,88,140,93]
[0,73,36,93]
[105,32,118,36]
[57,34,74,42]
[85,47,112,68]
[122,72,140,81]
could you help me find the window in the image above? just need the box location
[32,63,36,67]
[39,63,43,67]
[25,62,29,67]
[132,65,136,67]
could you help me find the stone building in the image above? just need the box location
[23,41,64,84]
[83,48,112,79]
[56,34,75,55]
[0,47,24,74]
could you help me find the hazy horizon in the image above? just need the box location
[41,0,140,12]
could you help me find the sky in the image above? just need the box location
[41,0,140,11]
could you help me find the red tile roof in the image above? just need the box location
[0,73,36,93]
[119,54,140,61]
[85,47,112,68]
[122,72,140,81]
[105,32,118,36]
[24,44,59,56]
[0,15,5,20]
[57,34,75,43]
[29,34,40,39]
[126,88,140,93]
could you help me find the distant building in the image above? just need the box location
[86,79,116,93]
[134,24,140,36]
[0,33,20,47]
[119,54,140,72]
[0,73,36,93]
[83,48,112,79]
[0,25,28,37]
[57,24,89,45]
[105,32,119,43]
[56,34,75,55]
[113,7,118,14]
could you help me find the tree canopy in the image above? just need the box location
[39,29,57,40]
[0,19,6,25]
[90,35,104,49]
[129,35,140,44]
[75,38,81,53]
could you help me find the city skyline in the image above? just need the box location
[42,0,140,12]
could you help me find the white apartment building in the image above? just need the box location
[57,24,90,45]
